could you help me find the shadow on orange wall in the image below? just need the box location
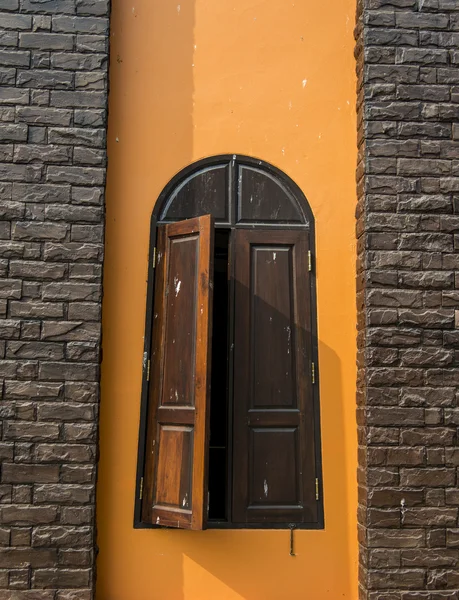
[172,341,351,600]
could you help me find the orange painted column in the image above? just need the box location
[97,0,358,598]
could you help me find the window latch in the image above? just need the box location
[289,524,296,557]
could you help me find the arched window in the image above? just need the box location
[135,155,323,530]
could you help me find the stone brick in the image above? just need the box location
[10,301,64,318]
[38,362,97,381]
[52,15,108,34]
[3,381,62,399]
[37,404,94,422]
[0,52,29,71]
[34,444,95,463]
[0,548,57,568]
[41,321,100,342]
[76,0,108,15]
[400,348,454,367]
[9,261,66,280]
[60,465,94,484]
[46,166,105,186]
[41,283,101,302]
[0,163,42,182]
[0,507,58,526]
[43,242,103,261]
[74,73,106,92]
[1,464,59,484]
[446,529,459,548]
[0,124,28,141]
[6,342,64,360]
[49,127,105,148]
[0,320,20,339]
[19,33,73,51]
[64,382,97,403]
[33,485,93,505]
[45,205,103,223]
[12,222,68,241]
[63,423,96,442]
[367,408,424,426]
[369,568,426,590]
[403,508,458,527]
[50,91,106,109]
[400,468,456,488]
[3,422,59,442]
[74,109,105,128]
[368,488,424,508]
[17,70,74,90]
[61,507,92,525]
[399,309,454,329]
[13,144,72,164]
[33,568,90,588]
[51,52,107,71]
[401,549,459,568]
[72,187,104,205]
[16,107,72,127]
[368,529,425,549]
[386,447,425,466]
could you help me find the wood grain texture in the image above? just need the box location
[142,215,214,529]
[232,229,318,524]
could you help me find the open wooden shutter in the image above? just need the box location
[232,229,318,524]
[142,215,214,530]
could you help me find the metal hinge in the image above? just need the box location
[146,360,151,382]
[308,250,312,272]
[152,247,157,269]
[139,477,144,500]
[311,362,315,384]
[315,478,319,501]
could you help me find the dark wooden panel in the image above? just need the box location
[251,245,295,408]
[161,234,198,407]
[142,215,214,530]
[247,410,300,427]
[232,229,317,524]
[249,428,299,507]
[237,166,303,224]
[160,165,230,223]
[157,407,195,425]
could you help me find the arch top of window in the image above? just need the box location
[153,154,313,229]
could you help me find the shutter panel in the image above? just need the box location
[142,215,214,530]
[232,229,318,524]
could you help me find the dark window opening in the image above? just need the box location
[208,229,230,522]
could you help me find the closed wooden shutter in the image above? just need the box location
[232,229,318,524]
[142,215,214,530]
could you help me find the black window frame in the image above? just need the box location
[134,154,324,530]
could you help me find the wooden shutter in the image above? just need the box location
[142,215,214,530]
[232,229,318,524]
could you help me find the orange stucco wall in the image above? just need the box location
[96,0,358,598]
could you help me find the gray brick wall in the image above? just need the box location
[0,0,109,595]
[356,0,459,598]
